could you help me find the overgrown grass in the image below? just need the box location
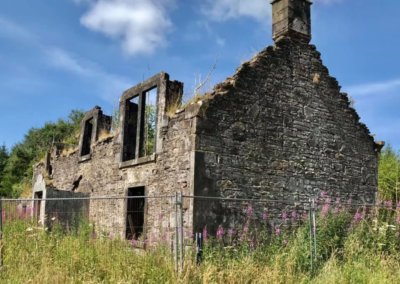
[1,207,400,283]
[1,221,175,283]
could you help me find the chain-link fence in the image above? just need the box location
[0,194,399,274]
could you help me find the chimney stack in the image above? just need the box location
[271,0,312,43]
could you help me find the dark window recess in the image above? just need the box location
[122,87,157,162]
[126,187,145,240]
[123,96,139,161]
[34,191,43,221]
[81,118,94,156]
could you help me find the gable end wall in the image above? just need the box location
[193,39,378,231]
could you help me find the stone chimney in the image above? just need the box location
[271,0,312,43]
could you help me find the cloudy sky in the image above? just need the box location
[1,0,399,151]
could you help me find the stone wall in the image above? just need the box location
[193,39,379,232]
[33,76,197,241]
[32,39,380,242]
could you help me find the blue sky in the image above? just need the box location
[0,0,399,151]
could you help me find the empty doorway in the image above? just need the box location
[126,187,145,240]
[34,191,43,221]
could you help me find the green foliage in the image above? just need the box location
[315,212,352,263]
[379,146,400,201]
[0,145,9,196]
[1,210,400,283]
[0,110,84,197]
[1,220,175,283]
[144,104,156,155]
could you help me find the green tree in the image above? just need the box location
[0,110,84,197]
[0,144,8,176]
[378,146,400,202]
[0,144,9,196]
[144,104,156,155]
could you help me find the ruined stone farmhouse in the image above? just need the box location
[33,0,382,241]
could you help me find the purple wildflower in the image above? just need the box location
[228,228,235,237]
[333,206,340,215]
[321,203,330,217]
[131,239,137,247]
[320,191,328,198]
[282,211,288,222]
[216,225,224,239]
[203,226,208,241]
[291,211,298,220]
[243,220,249,233]
[384,200,393,210]
[246,205,254,217]
[275,226,281,236]
[353,211,363,223]
[262,211,268,221]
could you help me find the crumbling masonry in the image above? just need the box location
[33,0,382,242]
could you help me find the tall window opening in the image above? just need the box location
[122,87,157,162]
[81,118,94,156]
[123,96,139,161]
[141,87,157,157]
[126,187,145,240]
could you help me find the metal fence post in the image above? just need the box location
[195,232,203,265]
[309,197,317,274]
[312,198,317,261]
[0,198,3,267]
[178,192,184,272]
[174,193,179,273]
[308,199,314,274]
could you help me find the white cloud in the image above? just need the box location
[0,17,131,102]
[345,79,400,97]
[79,0,173,55]
[202,0,270,22]
[46,48,89,76]
[45,47,131,102]
[314,0,342,5]
[0,16,38,43]
[72,0,94,4]
[201,0,342,23]
[216,36,226,47]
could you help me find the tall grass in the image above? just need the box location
[1,202,400,283]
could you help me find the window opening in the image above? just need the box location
[122,87,157,162]
[123,96,139,161]
[34,191,43,221]
[141,87,157,157]
[81,118,94,156]
[126,187,145,240]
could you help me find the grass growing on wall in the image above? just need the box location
[1,207,400,284]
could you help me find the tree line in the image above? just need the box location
[0,110,84,197]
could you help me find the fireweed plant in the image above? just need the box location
[1,196,400,282]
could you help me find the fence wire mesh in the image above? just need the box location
[0,195,178,272]
[0,194,399,275]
